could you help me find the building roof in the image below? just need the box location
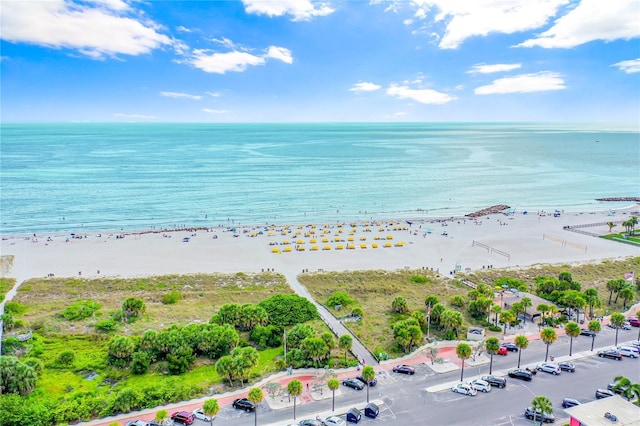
[564,395,640,426]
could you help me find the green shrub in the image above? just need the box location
[95,319,119,332]
[61,300,101,321]
[410,275,430,283]
[258,294,318,327]
[488,325,502,332]
[4,301,27,315]
[161,291,182,305]
[326,291,355,308]
[56,351,75,367]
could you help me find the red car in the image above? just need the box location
[171,412,195,425]
[628,317,640,327]
[497,346,508,356]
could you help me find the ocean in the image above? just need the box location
[1,122,638,235]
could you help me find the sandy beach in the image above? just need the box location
[2,206,639,284]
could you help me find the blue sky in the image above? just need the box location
[1,0,639,123]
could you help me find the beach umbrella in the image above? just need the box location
[336,244,344,250]
[322,237,329,243]
[360,244,367,249]
[284,247,292,252]
[272,247,281,253]
[323,245,331,250]
[384,242,392,248]
[395,242,404,247]
[334,237,342,242]
[311,245,318,251]
[310,238,317,243]
[283,240,290,245]
[360,236,367,241]
[386,235,393,240]
[297,245,306,251]
[371,243,379,249]
[348,236,355,242]
[347,244,356,250]
[297,239,304,244]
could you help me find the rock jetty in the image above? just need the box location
[465,204,511,218]
[595,197,640,202]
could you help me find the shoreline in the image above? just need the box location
[1,204,639,284]
[2,202,638,241]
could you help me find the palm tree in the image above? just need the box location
[391,296,409,313]
[248,387,263,426]
[630,215,638,234]
[565,322,581,357]
[338,334,353,365]
[287,379,303,420]
[491,304,502,326]
[619,285,635,310]
[485,337,500,374]
[155,410,168,426]
[202,399,220,426]
[583,288,600,319]
[588,320,601,351]
[361,365,376,403]
[514,335,529,368]
[456,343,472,382]
[540,327,557,362]
[611,376,640,403]
[500,310,515,336]
[536,303,549,327]
[531,395,553,424]
[327,378,340,411]
[521,297,533,321]
[441,310,464,338]
[610,312,626,345]
[606,279,622,304]
[606,221,616,233]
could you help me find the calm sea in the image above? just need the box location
[1,123,638,235]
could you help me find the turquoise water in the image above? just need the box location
[1,122,638,235]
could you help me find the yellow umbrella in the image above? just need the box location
[372,243,379,248]
[395,241,405,247]
[297,245,306,251]
[360,236,367,241]
[386,235,394,240]
[311,245,319,251]
[323,245,331,250]
[322,237,329,243]
[336,244,344,250]
[360,243,367,249]
[334,237,342,242]
[310,238,317,243]
[347,244,356,250]
[297,239,304,244]
[271,247,281,253]
[384,242,392,248]
[284,247,292,252]
[347,236,355,242]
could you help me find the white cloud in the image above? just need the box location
[159,92,203,100]
[612,58,640,74]
[203,109,229,114]
[266,46,294,64]
[176,26,192,33]
[349,82,382,92]
[242,0,334,21]
[113,113,156,119]
[0,0,172,59]
[206,92,221,97]
[386,83,455,104]
[518,0,640,48]
[468,63,522,74]
[187,45,293,74]
[474,71,566,94]
[403,0,567,49]
[212,37,236,49]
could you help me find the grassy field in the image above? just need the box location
[0,277,14,303]
[12,272,292,334]
[299,269,472,358]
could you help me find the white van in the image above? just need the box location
[618,346,639,358]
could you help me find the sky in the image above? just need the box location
[1,0,639,123]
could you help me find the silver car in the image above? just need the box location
[468,379,492,393]
[536,362,561,375]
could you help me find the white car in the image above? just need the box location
[536,362,561,375]
[193,408,212,422]
[468,379,492,393]
[617,346,639,358]
[323,416,347,426]
[452,382,477,396]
